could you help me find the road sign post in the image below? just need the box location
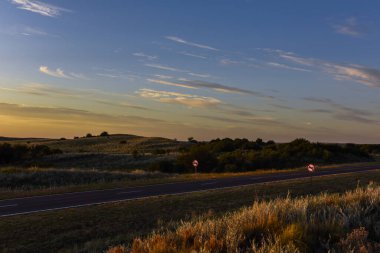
[307,164,315,185]
[192,160,199,174]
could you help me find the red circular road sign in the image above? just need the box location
[192,160,199,167]
[307,164,315,172]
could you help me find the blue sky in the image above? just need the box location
[0,0,379,143]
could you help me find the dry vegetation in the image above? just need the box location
[0,134,183,154]
[108,184,380,253]
[2,171,380,253]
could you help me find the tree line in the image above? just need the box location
[150,138,374,173]
[0,143,62,165]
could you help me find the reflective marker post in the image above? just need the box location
[307,164,315,185]
[192,160,199,174]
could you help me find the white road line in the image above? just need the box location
[0,204,17,208]
[117,190,142,195]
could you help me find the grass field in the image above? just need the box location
[0,134,185,154]
[118,183,380,253]
[1,169,380,253]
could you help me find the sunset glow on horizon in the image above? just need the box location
[0,1,379,143]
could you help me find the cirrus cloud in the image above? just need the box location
[39,66,88,80]
[136,88,221,108]
[11,0,70,17]
[166,36,219,51]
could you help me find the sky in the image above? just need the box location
[0,0,379,143]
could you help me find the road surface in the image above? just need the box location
[0,164,379,217]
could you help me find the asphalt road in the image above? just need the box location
[0,164,379,217]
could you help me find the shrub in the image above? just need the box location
[100,131,109,137]
[148,160,176,173]
[0,143,62,165]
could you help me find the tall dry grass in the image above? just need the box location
[107,184,380,253]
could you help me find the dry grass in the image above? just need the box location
[2,170,380,253]
[0,134,184,154]
[108,184,380,253]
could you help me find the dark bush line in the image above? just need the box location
[0,143,62,165]
[150,138,374,173]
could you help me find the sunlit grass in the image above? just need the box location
[110,184,380,253]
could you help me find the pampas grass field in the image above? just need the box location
[108,184,380,253]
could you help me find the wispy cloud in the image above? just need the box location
[324,64,380,88]
[184,80,271,97]
[1,83,132,100]
[133,52,157,61]
[39,66,70,79]
[95,68,140,81]
[166,36,218,51]
[333,17,363,37]
[11,0,70,17]
[154,74,173,79]
[188,72,210,78]
[179,52,207,59]
[266,62,311,72]
[69,72,90,80]
[95,100,152,111]
[1,25,51,37]
[220,58,240,65]
[147,79,196,89]
[20,26,47,36]
[303,96,378,125]
[39,66,89,80]
[0,102,163,126]
[137,88,221,108]
[147,78,271,98]
[192,114,292,128]
[145,63,186,72]
[278,53,315,66]
[273,51,380,88]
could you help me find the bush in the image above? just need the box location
[0,143,62,165]
[177,145,218,173]
[100,131,109,137]
[175,138,373,173]
[148,160,176,173]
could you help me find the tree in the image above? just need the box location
[177,145,218,172]
[187,137,197,143]
[100,131,109,137]
[86,133,93,138]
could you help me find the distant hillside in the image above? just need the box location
[0,134,186,154]
[0,137,50,142]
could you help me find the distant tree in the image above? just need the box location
[60,137,66,141]
[177,145,218,172]
[73,136,79,139]
[86,133,93,138]
[187,137,197,143]
[100,131,109,137]
[255,138,264,146]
